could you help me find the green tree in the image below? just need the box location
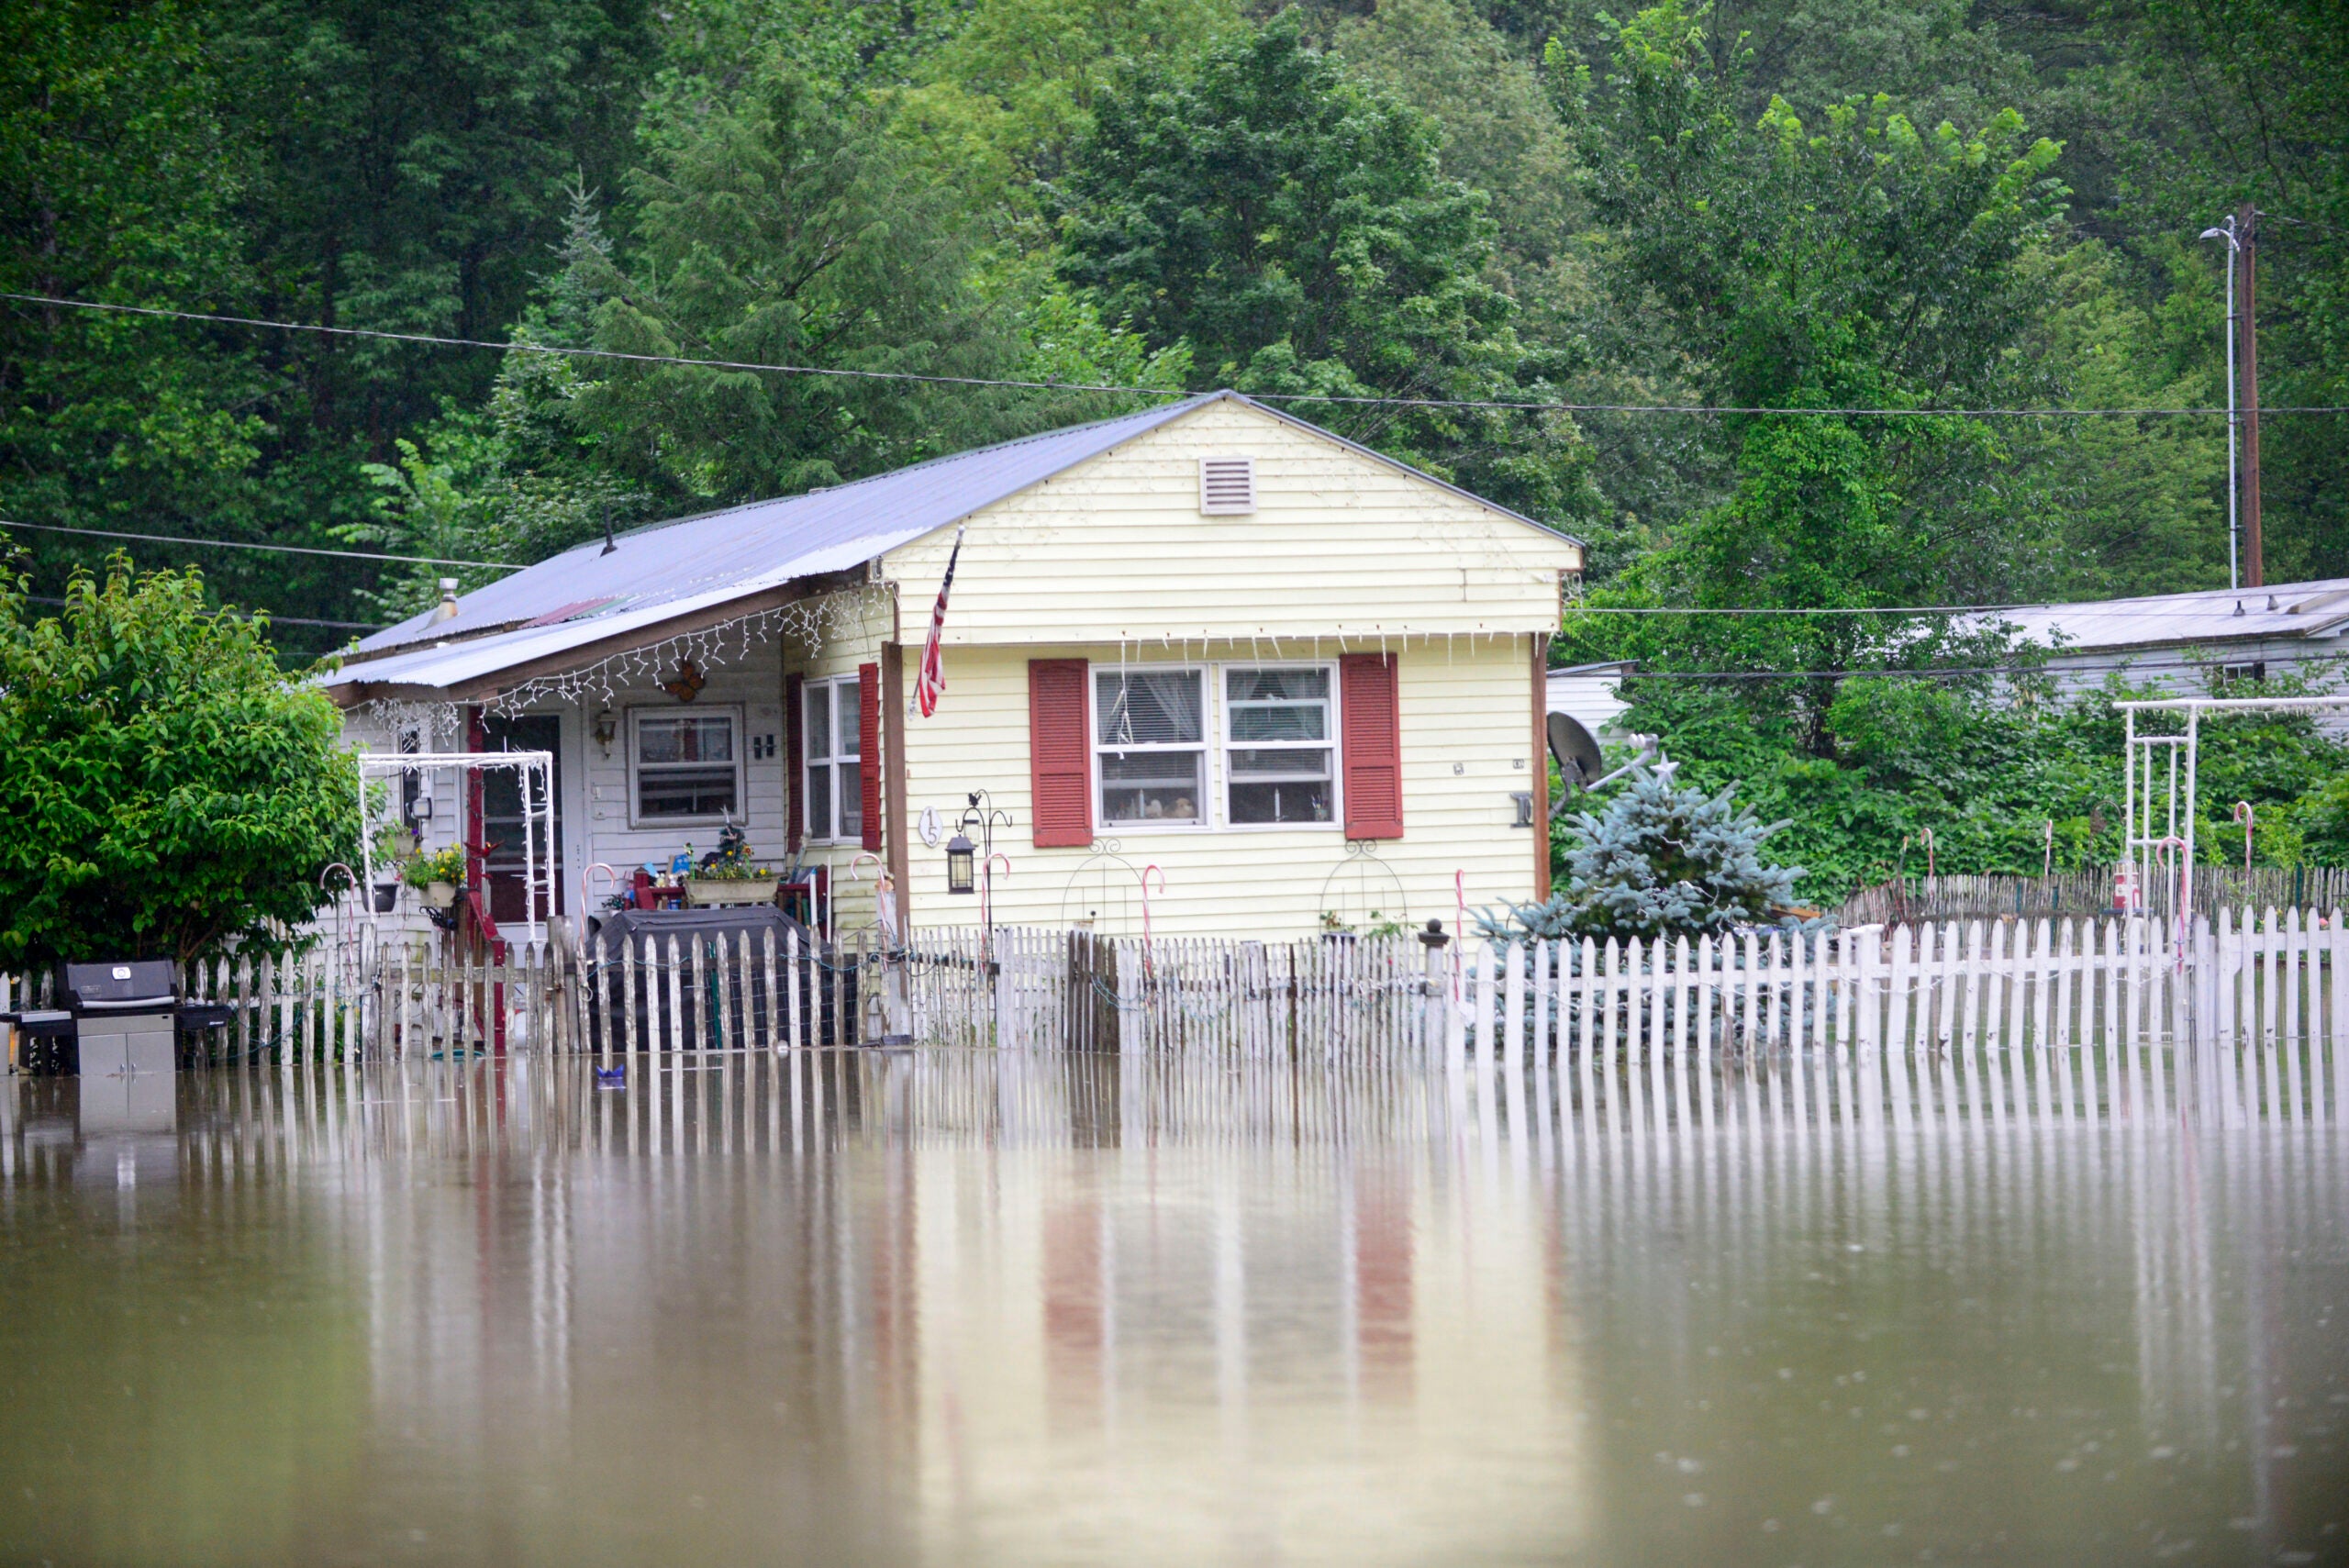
[216,0,653,459]
[887,0,1244,217]
[1058,12,1599,528]
[1562,1,2068,750]
[2101,0,2349,579]
[0,555,361,966]
[0,1,270,591]
[569,67,1026,502]
[2028,239,2229,595]
[1330,0,1582,269]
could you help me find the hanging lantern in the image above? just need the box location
[945,831,977,895]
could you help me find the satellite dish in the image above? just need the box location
[1547,712,1606,793]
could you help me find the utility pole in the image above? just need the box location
[2237,201,2264,588]
[2199,216,2241,590]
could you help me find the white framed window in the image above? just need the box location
[1223,665,1337,827]
[802,676,863,842]
[629,706,741,826]
[1095,666,1206,828]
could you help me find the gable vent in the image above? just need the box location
[1198,456,1257,516]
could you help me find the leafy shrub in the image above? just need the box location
[1585,669,2349,907]
[0,559,360,965]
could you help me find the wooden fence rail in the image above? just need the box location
[1839,866,2349,927]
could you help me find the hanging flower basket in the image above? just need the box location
[421,880,461,910]
[372,882,399,913]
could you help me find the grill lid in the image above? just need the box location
[62,959,179,1008]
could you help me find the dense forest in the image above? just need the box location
[4,0,2345,893]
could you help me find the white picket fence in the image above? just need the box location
[6,909,2341,1081]
[1464,909,2347,1064]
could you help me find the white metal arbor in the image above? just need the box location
[2119,694,2349,936]
[355,750,558,934]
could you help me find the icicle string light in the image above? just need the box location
[360,588,882,736]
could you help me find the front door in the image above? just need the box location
[478,714,563,924]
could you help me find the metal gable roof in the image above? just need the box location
[324,390,1584,700]
[1995,578,2349,655]
[342,394,1221,663]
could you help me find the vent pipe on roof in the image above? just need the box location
[601,500,617,556]
[429,578,460,624]
[2234,600,2246,617]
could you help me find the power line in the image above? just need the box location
[21,592,378,629]
[1619,665,2026,680]
[1559,600,2349,619]
[7,290,2347,418]
[0,518,520,571]
[1565,602,2037,616]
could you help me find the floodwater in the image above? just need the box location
[3,1044,2345,1566]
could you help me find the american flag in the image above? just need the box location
[913,523,964,717]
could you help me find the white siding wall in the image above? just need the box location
[2040,642,2349,737]
[2042,640,2347,696]
[897,638,1542,940]
[1545,666,1631,738]
[577,660,789,885]
[340,659,799,932]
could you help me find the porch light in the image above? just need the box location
[945,831,977,895]
[593,708,618,755]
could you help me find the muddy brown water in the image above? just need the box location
[2,1047,2345,1565]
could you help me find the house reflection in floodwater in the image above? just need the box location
[2,1039,2345,1565]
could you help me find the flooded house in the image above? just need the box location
[320,392,1585,940]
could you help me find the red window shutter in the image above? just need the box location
[785,673,806,851]
[1028,658,1093,848]
[858,662,882,852]
[1341,652,1403,840]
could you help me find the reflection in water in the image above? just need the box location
[2,1040,2345,1565]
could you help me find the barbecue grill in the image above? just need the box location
[2,961,234,1075]
[62,961,181,1075]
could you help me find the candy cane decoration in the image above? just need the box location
[848,853,902,944]
[582,862,622,913]
[1453,870,1469,1006]
[1139,864,1166,974]
[319,863,358,985]
[981,853,1012,935]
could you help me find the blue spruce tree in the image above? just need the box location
[1482,763,1806,943]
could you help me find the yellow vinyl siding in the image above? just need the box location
[878,400,1578,648]
[897,638,1540,939]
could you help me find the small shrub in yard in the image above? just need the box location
[1481,762,1808,945]
[0,556,361,967]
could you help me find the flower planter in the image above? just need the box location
[685,877,779,907]
[372,882,399,913]
[420,880,460,910]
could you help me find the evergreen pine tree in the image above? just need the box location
[1482,763,1805,942]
